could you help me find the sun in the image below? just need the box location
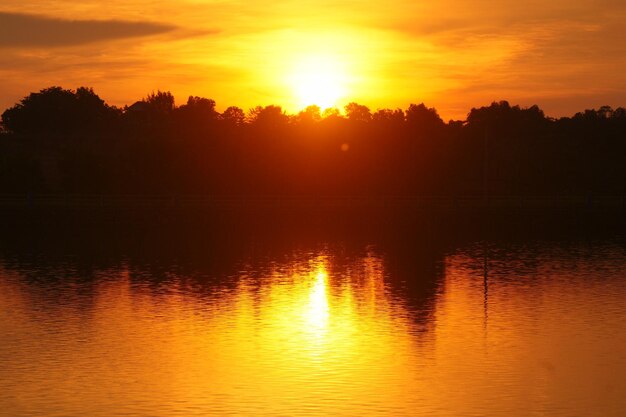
[289,54,348,110]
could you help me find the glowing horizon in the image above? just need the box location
[1,1,625,120]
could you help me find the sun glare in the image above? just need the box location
[306,267,330,330]
[289,55,348,110]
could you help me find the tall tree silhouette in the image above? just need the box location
[1,86,626,197]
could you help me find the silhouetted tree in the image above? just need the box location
[144,90,175,115]
[406,103,444,130]
[2,86,626,197]
[221,106,246,125]
[295,105,322,124]
[248,105,289,126]
[178,96,217,119]
[1,86,116,135]
[344,102,372,123]
[372,108,404,124]
[322,107,342,119]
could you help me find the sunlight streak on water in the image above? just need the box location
[306,267,329,331]
[1,240,626,416]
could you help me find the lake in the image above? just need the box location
[1,209,625,416]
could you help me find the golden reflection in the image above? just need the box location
[304,267,330,332]
[0,252,425,416]
[3,246,626,416]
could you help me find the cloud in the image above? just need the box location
[0,11,178,48]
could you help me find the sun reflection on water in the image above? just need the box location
[305,267,330,332]
[2,239,626,416]
[0,248,436,416]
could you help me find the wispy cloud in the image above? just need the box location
[0,1,625,118]
[0,12,177,48]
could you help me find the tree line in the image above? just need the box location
[1,86,625,196]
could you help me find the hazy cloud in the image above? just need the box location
[0,1,625,118]
[0,11,177,48]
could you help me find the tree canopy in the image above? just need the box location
[1,86,625,196]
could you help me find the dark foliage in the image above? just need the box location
[1,87,625,196]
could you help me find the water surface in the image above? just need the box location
[1,211,625,416]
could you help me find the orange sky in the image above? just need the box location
[1,0,625,120]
